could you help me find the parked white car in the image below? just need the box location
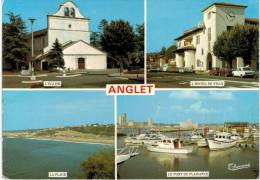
[232,67,255,78]
[162,64,169,72]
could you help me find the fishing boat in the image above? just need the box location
[146,138,193,154]
[207,132,237,150]
[190,131,203,143]
[197,130,216,147]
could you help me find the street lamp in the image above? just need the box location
[29,18,36,80]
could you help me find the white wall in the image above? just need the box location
[176,53,184,68]
[64,55,107,70]
[184,50,195,68]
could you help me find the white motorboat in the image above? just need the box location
[197,130,215,147]
[146,138,193,154]
[190,131,203,142]
[117,146,139,164]
[197,138,208,147]
[117,154,130,164]
[207,132,237,150]
[125,133,167,144]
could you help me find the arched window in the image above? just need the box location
[70,8,75,17]
[64,7,70,16]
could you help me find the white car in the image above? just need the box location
[162,64,169,72]
[232,67,255,78]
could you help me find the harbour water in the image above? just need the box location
[118,136,259,179]
[3,137,113,179]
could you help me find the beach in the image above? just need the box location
[3,126,114,145]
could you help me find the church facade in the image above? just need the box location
[173,2,258,71]
[31,1,107,71]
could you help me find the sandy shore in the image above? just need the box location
[5,136,114,145]
[4,130,114,145]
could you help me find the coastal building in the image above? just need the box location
[180,119,198,130]
[174,2,259,71]
[147,117,153,127]
[224,122,249,129]
[120,113,127,126]
[28,1,107,70]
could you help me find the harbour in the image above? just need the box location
[117,133,259,179]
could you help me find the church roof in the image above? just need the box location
[26,28,47,39]
[35,40,106,60]
[202,2,247,12]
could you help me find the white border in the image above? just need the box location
[144,0,147,84]
[114,95,118,180]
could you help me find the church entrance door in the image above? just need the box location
[78,58,85,69]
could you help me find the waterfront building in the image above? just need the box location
[121,113,127,126]
[147,117,153,127]
[174,2,259,71]
[28,1,107,70]
[180,119,198,130]
[224,122,249,128]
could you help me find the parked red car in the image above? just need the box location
[209,68,232,77]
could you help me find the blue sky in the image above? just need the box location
[3,90,114,131]
[3,0,144,33]
[118,90,259,124]
[147,0,259,52]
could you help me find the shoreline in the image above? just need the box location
[4,136,114,146]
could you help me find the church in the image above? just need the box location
[173,2,259,71]
[30,1,107,71]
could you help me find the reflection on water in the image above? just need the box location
[118,137,259,179]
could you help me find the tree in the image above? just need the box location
[90,32,101,48]
[3,12,29,71]
[100,19,135,72]
[48,38,64,68]
[81,150,114,179]
[213,24,259,67]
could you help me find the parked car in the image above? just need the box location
[209,68,232,76]
[232,67,255,78]
[209,68,220,76]
[162,64,169,72]
[148,64,160,72]
[183,67,194,73]
[218,68,233,76]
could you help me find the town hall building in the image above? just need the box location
[30,1,107,71]
[173,2,259,71]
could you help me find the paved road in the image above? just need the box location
[147,72,259,88]
[3,73,143,88]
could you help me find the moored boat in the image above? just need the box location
[146,138,193,154]
[207,132,237,150]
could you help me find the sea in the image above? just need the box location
[3,137,113,179]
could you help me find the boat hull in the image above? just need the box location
[117,154,130,164]
[197,139,208,147]
[146,146,193,154]
[207,139,236,150]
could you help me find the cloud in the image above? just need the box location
[208,91,234,100]
[189,101,217,114]
[170,91,202,99]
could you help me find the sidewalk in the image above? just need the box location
[108,73,144,82]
